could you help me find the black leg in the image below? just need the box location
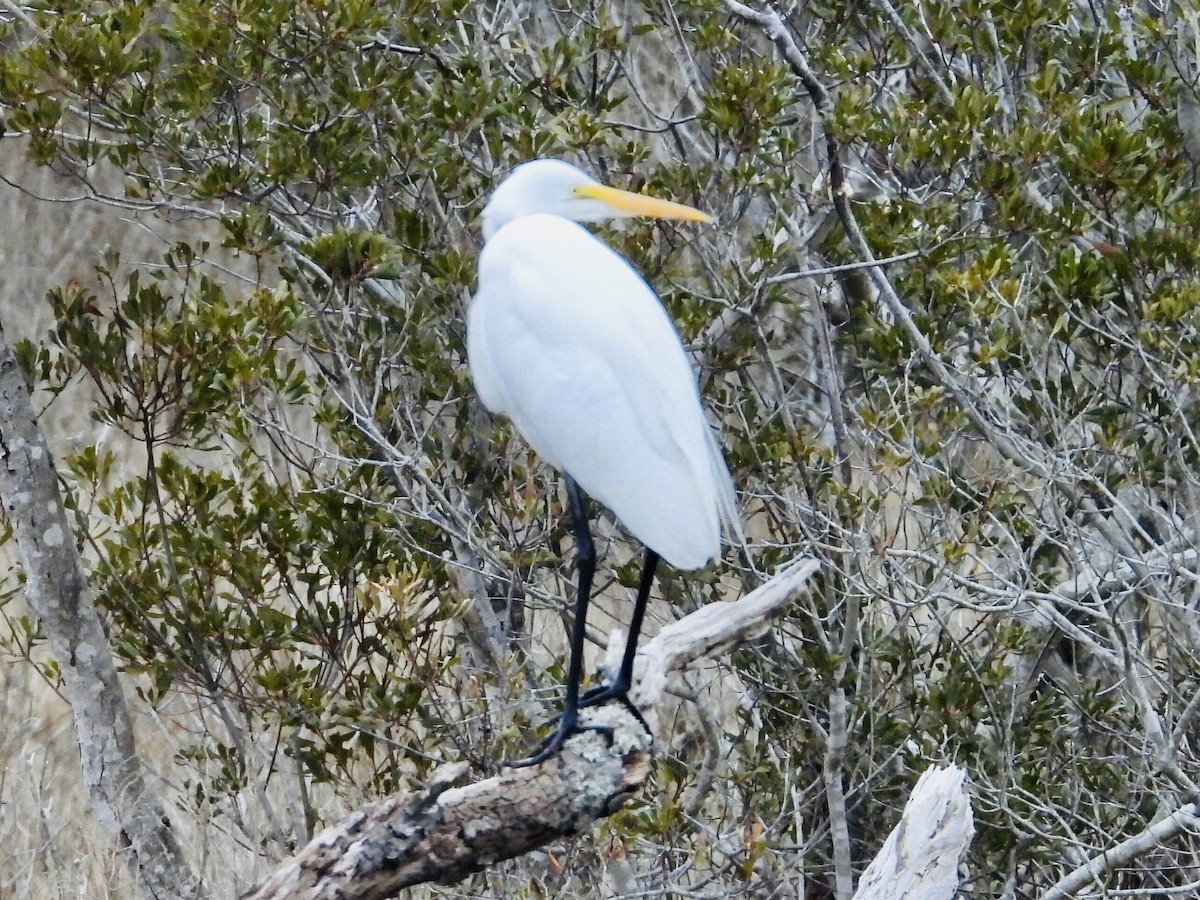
[509,476,595,767]
[619,548,659,691]
[577,548,659,714]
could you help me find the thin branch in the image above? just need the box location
[0,0,40,32]
[868,0,955,107]
[719,0,1062,490]
[1037,804,1200,900]
[764,250,920,285]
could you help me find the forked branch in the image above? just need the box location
[240,557,819,899]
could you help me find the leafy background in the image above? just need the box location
[3,0,1200,897]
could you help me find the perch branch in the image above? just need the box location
[241,557,820,899]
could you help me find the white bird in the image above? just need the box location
[468,158,740,763]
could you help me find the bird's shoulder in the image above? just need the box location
[480,214,629,280]
[479,214,661,326]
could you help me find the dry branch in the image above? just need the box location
[0,323,197,898]
[852,765,974,900]
[241,557,820,899]
[1037,803,1200,900]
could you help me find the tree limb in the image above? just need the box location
[1037,803,1200,900]
[720,0,1062,487]
[0,321,198,898]
[240,557,820,899]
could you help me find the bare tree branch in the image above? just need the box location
[719,0,1064,487]
[240,557,820,898]
[1037,804,1200,900]
[763,250,920,285]
[867,0,955,107]
[0,320,198,899]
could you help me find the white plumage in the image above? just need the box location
[468,160,739,569]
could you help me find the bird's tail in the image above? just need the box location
[707,426,745,551]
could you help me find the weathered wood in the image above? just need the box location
[852,764,975,900]
[241,557,820,899]
[0,323,198,899]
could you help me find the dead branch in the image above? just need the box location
[1037,803,1200,900]
[0,322,197,898]
[852,765,974,900]
[240,557,820,899]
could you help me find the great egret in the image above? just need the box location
[468,158,740,764]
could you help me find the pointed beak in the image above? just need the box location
[575,184,712,223]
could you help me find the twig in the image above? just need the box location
[0,0,40,32]
[764,250,920,284]
[868,0,955,107]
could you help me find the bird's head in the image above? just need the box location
[481,158,711,241]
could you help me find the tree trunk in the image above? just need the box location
[0,319,198,899]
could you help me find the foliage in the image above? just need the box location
[3,0,1200,897]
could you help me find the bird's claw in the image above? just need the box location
[507,719,615,768]
[507,685,651,768]
[577,684,651,735]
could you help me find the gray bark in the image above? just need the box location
[241,557,821,899]
[0,321,199,898]
[1037,804,1200,900]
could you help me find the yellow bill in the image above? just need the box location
[575,184,712,223]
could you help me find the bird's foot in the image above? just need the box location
[577,682,652,735]
[508,718,594,768]
[507,685,652,767]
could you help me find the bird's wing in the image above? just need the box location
[469,215,730,568]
